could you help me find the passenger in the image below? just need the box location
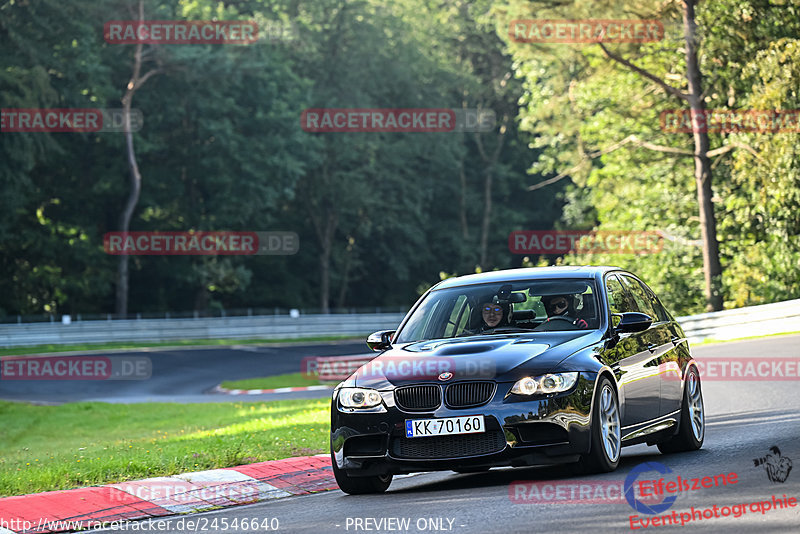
[482,302,505,328]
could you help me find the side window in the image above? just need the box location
[620,275,658,319]
[639,281,671,323]
[606,274,634,314]
[576,286,599,327]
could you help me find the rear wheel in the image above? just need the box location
[579,376,621,473]
[657,366,704,453]
[331,450,392,495]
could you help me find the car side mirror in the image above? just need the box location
[613,312,653,334]
[366,330,395,352]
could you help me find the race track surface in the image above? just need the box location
[0,341,364,403]
[80,334,800,533]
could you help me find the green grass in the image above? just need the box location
[0,335,362,357]
[691,330,800,345]
[220,372,326,390]
[0,399,330,497]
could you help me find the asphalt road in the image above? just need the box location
[89,334,800,533]
[0,341,366,404]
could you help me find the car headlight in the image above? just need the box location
[511,372,579,395]
[338,387,383,408]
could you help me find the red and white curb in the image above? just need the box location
[0,455,337,534]
[213,384,333,395]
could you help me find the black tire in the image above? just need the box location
[331,451,392,495]
[657,366,704,454]
[579,376,621,473]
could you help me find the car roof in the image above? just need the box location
[432,266,624,290]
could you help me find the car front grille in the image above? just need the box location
[391,430,507,459]
[445,381,495,408]
[394,385,441,411]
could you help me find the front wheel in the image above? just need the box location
[657,366,704,454]
[578,376,621,473]
[331,450,392,495]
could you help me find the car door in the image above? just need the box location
[618,275,674,419]
[603,273,662,428]
[636,279,685,416]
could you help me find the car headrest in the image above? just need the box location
[512,309,536,321]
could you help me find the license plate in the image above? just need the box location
[405,415,485,438]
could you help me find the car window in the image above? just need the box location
[575,285,596,322]
[605,274,635,314]
[638,280,672,322]
[620,275,658,320]
[395,278,599,342]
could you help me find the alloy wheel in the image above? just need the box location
[599,385,621,462]
[687,371,704,441]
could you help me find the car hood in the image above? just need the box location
[352,331,599,389]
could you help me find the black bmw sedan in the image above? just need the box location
[330,266,704,494]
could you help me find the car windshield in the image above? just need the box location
[394,278,600,343]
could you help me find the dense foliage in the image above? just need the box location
[1,0,797,318]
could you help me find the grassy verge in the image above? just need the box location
[0,399,329,497]
[220,373,327,390]
[691,330,800,346]
[0,335,362,357]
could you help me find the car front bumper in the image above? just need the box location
[330,373,597,476]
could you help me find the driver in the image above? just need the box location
[542,294,588,329]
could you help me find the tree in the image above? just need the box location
[494,0,769,311]
[115,0,162,317]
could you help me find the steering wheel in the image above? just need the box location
[533,315,579,331]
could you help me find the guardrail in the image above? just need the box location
[0,313,406,348]
[676,298,800,343]
[0,298,797,349]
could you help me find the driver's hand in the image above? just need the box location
[574,319,588,329]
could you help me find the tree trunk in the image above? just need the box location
[683,0,723,311]
[319,239,331,313]
[114,0,160,317]
[479,167,493,267]
[336,238,353,308]
[474,119,508,268]
[115,95,142,317]
[306,162,337,313]
[459,161,469,239]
